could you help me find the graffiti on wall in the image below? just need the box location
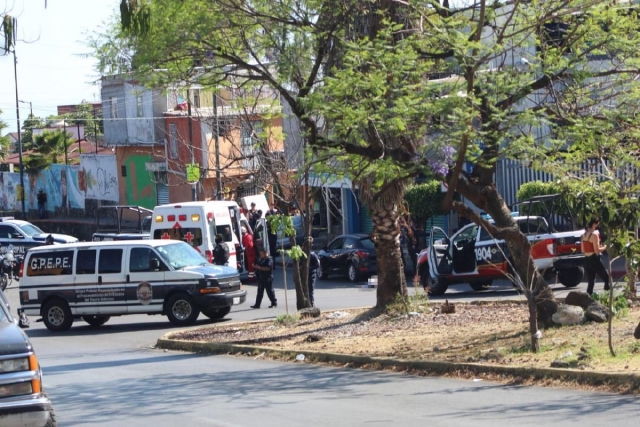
[79,155,119,202]
[124,154,156,209]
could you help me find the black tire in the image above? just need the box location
[202,306,231,320]
[424,275,449,296]
[558,267,584,288]
[82,315,111,327]
[0,274,7,291]
[469,280,492,292]
[317,263,328,280]
[165,293,200,326]
[42,299,73,332]
[347,263,360,283]
[44,393,57,427]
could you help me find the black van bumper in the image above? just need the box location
[195,289,247,309]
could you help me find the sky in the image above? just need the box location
[1,0,120,134]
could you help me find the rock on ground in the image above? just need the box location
[565,291,594,310]
[585,302,609,323]
[552,305,585,326]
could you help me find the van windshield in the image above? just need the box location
[156,242,209,269]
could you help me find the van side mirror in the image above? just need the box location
[149,259,161,271]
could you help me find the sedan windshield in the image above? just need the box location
[17,223,44,236]
[156,242,208,269]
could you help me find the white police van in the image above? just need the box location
[19,240,246,331]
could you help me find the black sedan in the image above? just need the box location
[317,234,376,282]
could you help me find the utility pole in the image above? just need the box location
[77,122,81,155]
[213,91,222,200]
[187,89,197,201]
[93,107,98,154]
[63,120,68,165]
[12,45,26,218]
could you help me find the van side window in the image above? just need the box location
[99,249,123,274]
[130,247,162,272]
[76,250,97,274]
[27,250,74,276]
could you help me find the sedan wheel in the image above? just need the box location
[348,264,359,282]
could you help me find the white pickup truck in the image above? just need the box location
[416,215,585,295]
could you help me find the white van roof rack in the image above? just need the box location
[0,217,15,222]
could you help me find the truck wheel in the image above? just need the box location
[166,293,200,326]
[425,276,449,296]
[42,299,73,332]
[82,315,111,326]
[202,306,231,320]
[558,267,584,288]
[470,280,492,291]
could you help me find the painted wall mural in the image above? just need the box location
[79,155,119,202]
[124,154,156,209]
[0,165,85,213]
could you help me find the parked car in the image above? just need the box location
[0,217,78,257]
[0,289,56,426]
[92,205,152,241]
[275,215,305,250]
[317,234,377,282]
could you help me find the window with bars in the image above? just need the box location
[110,97,118,119]
[169,123,178,159]
[241,121,262,170]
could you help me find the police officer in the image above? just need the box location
[250,248,277,308]
[212,234,229,266]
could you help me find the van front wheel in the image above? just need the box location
[166,294,200,326]
[42,299,73,332]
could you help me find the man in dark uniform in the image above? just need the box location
[307,249,320,307]
[250,248,277,308]
[212,234,229,266]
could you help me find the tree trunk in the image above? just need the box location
[372,199,408,308]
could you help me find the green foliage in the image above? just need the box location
[24,129,74,170]
[591,292,629,319]
[404,181,444,222]
[274,313,300,326]
[0,110,9,160]
[516,181,561,203]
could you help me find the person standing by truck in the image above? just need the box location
[212,234,230,266]
[241,227,256,273]
[581,218,610,295]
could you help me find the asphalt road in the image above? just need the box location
[3,269,637,426]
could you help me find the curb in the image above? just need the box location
[155,336,640,391]
[156,299,640,393]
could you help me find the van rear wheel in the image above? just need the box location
[166,293,200,326]
[83,315,111,327]
[42,299,73,332]
[202,306,231,320]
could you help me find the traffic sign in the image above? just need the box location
[186,163,200,183]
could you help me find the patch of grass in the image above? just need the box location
[385,288,430,317]
[591,292,629,318]
[274,313,300,325]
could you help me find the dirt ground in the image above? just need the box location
[172,299,640,391]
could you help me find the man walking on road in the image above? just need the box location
[251,248,277,309]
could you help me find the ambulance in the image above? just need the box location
[150,201,269,281]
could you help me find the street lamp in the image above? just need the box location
[18,100,32,119]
